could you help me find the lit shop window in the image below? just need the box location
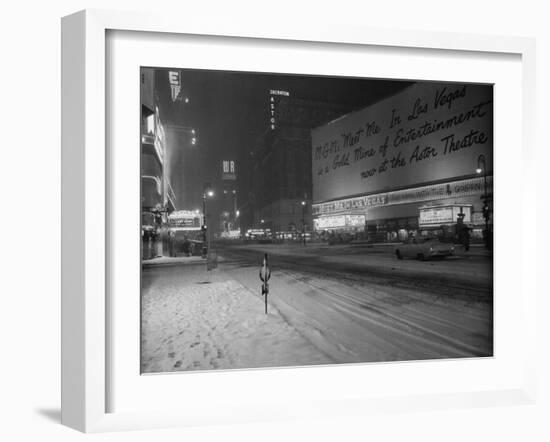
[146,114,155,135]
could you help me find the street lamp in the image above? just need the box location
[231,189,238,221]
[301,200,307,246]
[202,185,214,258]
[476,154,491,250]
[228,189,239,232]
[165,124,198,146]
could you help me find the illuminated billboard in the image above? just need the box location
[311,82,493,203]
[167,210,201,229]
[314,214,366,230]
[418,205,471,226]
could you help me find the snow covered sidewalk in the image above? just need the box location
[141,266,332,373]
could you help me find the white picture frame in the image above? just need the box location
[61,9,537,433]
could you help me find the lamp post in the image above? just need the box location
[476,154,490,250]
[301,200,307,246]
[202,185,214,258]
[231,189,238,231]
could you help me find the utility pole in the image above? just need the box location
[301,200,307,246]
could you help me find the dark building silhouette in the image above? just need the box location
[244,92,355,237]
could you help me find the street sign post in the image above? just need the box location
[259,253,271,314]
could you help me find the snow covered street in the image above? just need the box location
[141,242,492,373]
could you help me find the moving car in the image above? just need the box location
[395,236,454,260]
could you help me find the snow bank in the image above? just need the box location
[141,267,332,373]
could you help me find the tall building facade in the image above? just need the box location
[218,160,240,236]
[140,68,177,258]
[245,91,355,237]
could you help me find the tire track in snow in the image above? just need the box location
[278,268,492,358]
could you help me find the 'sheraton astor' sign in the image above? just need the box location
[269,89,290,130]
[311,82,493,203]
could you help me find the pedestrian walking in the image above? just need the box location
[459,225,471,252]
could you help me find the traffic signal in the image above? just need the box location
[482,204,490,219]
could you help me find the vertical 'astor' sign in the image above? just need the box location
[269,89,290,130]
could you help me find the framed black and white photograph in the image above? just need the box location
[139,68,494,375]
[61,9,537,433]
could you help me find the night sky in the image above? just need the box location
[152,68,413,219]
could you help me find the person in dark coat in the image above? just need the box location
[459,225,471,252]
[182,235,191,256]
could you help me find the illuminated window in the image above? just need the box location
[146,114,154,135]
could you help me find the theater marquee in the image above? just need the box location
[312,176,493,217]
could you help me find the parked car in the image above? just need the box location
[395,236,454,260]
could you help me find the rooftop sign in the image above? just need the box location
[269,89,290,130]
